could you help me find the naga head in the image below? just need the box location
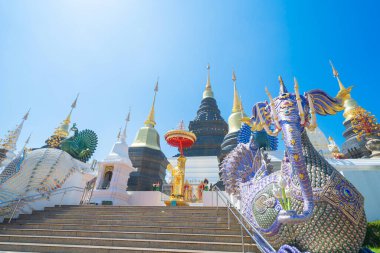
[250,76,344,136]
[248,76,344,225]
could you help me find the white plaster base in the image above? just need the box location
[126,191,167,206]
[91,190,129,206]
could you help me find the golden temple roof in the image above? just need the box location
[130,126,161,150]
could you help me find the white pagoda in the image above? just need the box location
[91,112,136,205]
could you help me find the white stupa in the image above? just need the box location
[306,126,333,159]
[91,112,136,205]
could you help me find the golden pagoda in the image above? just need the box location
[46,94,79,148]
[130,81,161,150]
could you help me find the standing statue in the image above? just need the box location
[221,77,367,253]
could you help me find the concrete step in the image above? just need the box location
[32,210,230,217]
[0,205,260,252]
[48,205,227,210]
[13,219,240,228]
[0,228,250,243]
[0,234,255,252]
[17,213,229,221]
[0,242,244,253]
[3,223,241,235]
[46,206,228,211]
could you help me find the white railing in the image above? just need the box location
[212,185,276,253]
[0,186,85,223]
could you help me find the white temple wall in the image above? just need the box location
[338,168,380,221]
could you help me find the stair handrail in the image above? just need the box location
[212,185,276,253]
[0,186,85,206]
[0,186,85,222]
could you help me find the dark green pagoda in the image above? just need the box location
[182,65,228,158]
[128,82,169,190]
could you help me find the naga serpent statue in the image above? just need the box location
[221,77,367,253]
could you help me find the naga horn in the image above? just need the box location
[265,87,281,130]
[306,94,317,130]
[255,104,280,137]
[294,77,306,125]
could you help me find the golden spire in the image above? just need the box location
[144,80,158,127]
[227,71,245,134]
[329,60,353,99]
[203,64,214,99]
[53,94,79,138]
[232,70,242,113]
[0,109,30,151]
[329,61,358,121]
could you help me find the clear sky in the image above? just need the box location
[1,0,379,159]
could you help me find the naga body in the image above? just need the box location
[221,78,367,252]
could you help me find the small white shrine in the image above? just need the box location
[91,113,136,205]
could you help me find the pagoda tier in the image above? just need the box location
[341,120,372,158]
[127,147,168,191]
[183,97,228,157]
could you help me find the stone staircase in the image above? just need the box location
[0,205,258,252]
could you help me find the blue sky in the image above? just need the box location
[1,1,379,159]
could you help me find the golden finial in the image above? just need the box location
[203,64,214,98]
[64,93,79,123]
[206,64,211,88]
[232,70,241,113]
[53,94,79,138]
[329,60,346,91]
[145,80,158,127]
[329,61,358,121]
